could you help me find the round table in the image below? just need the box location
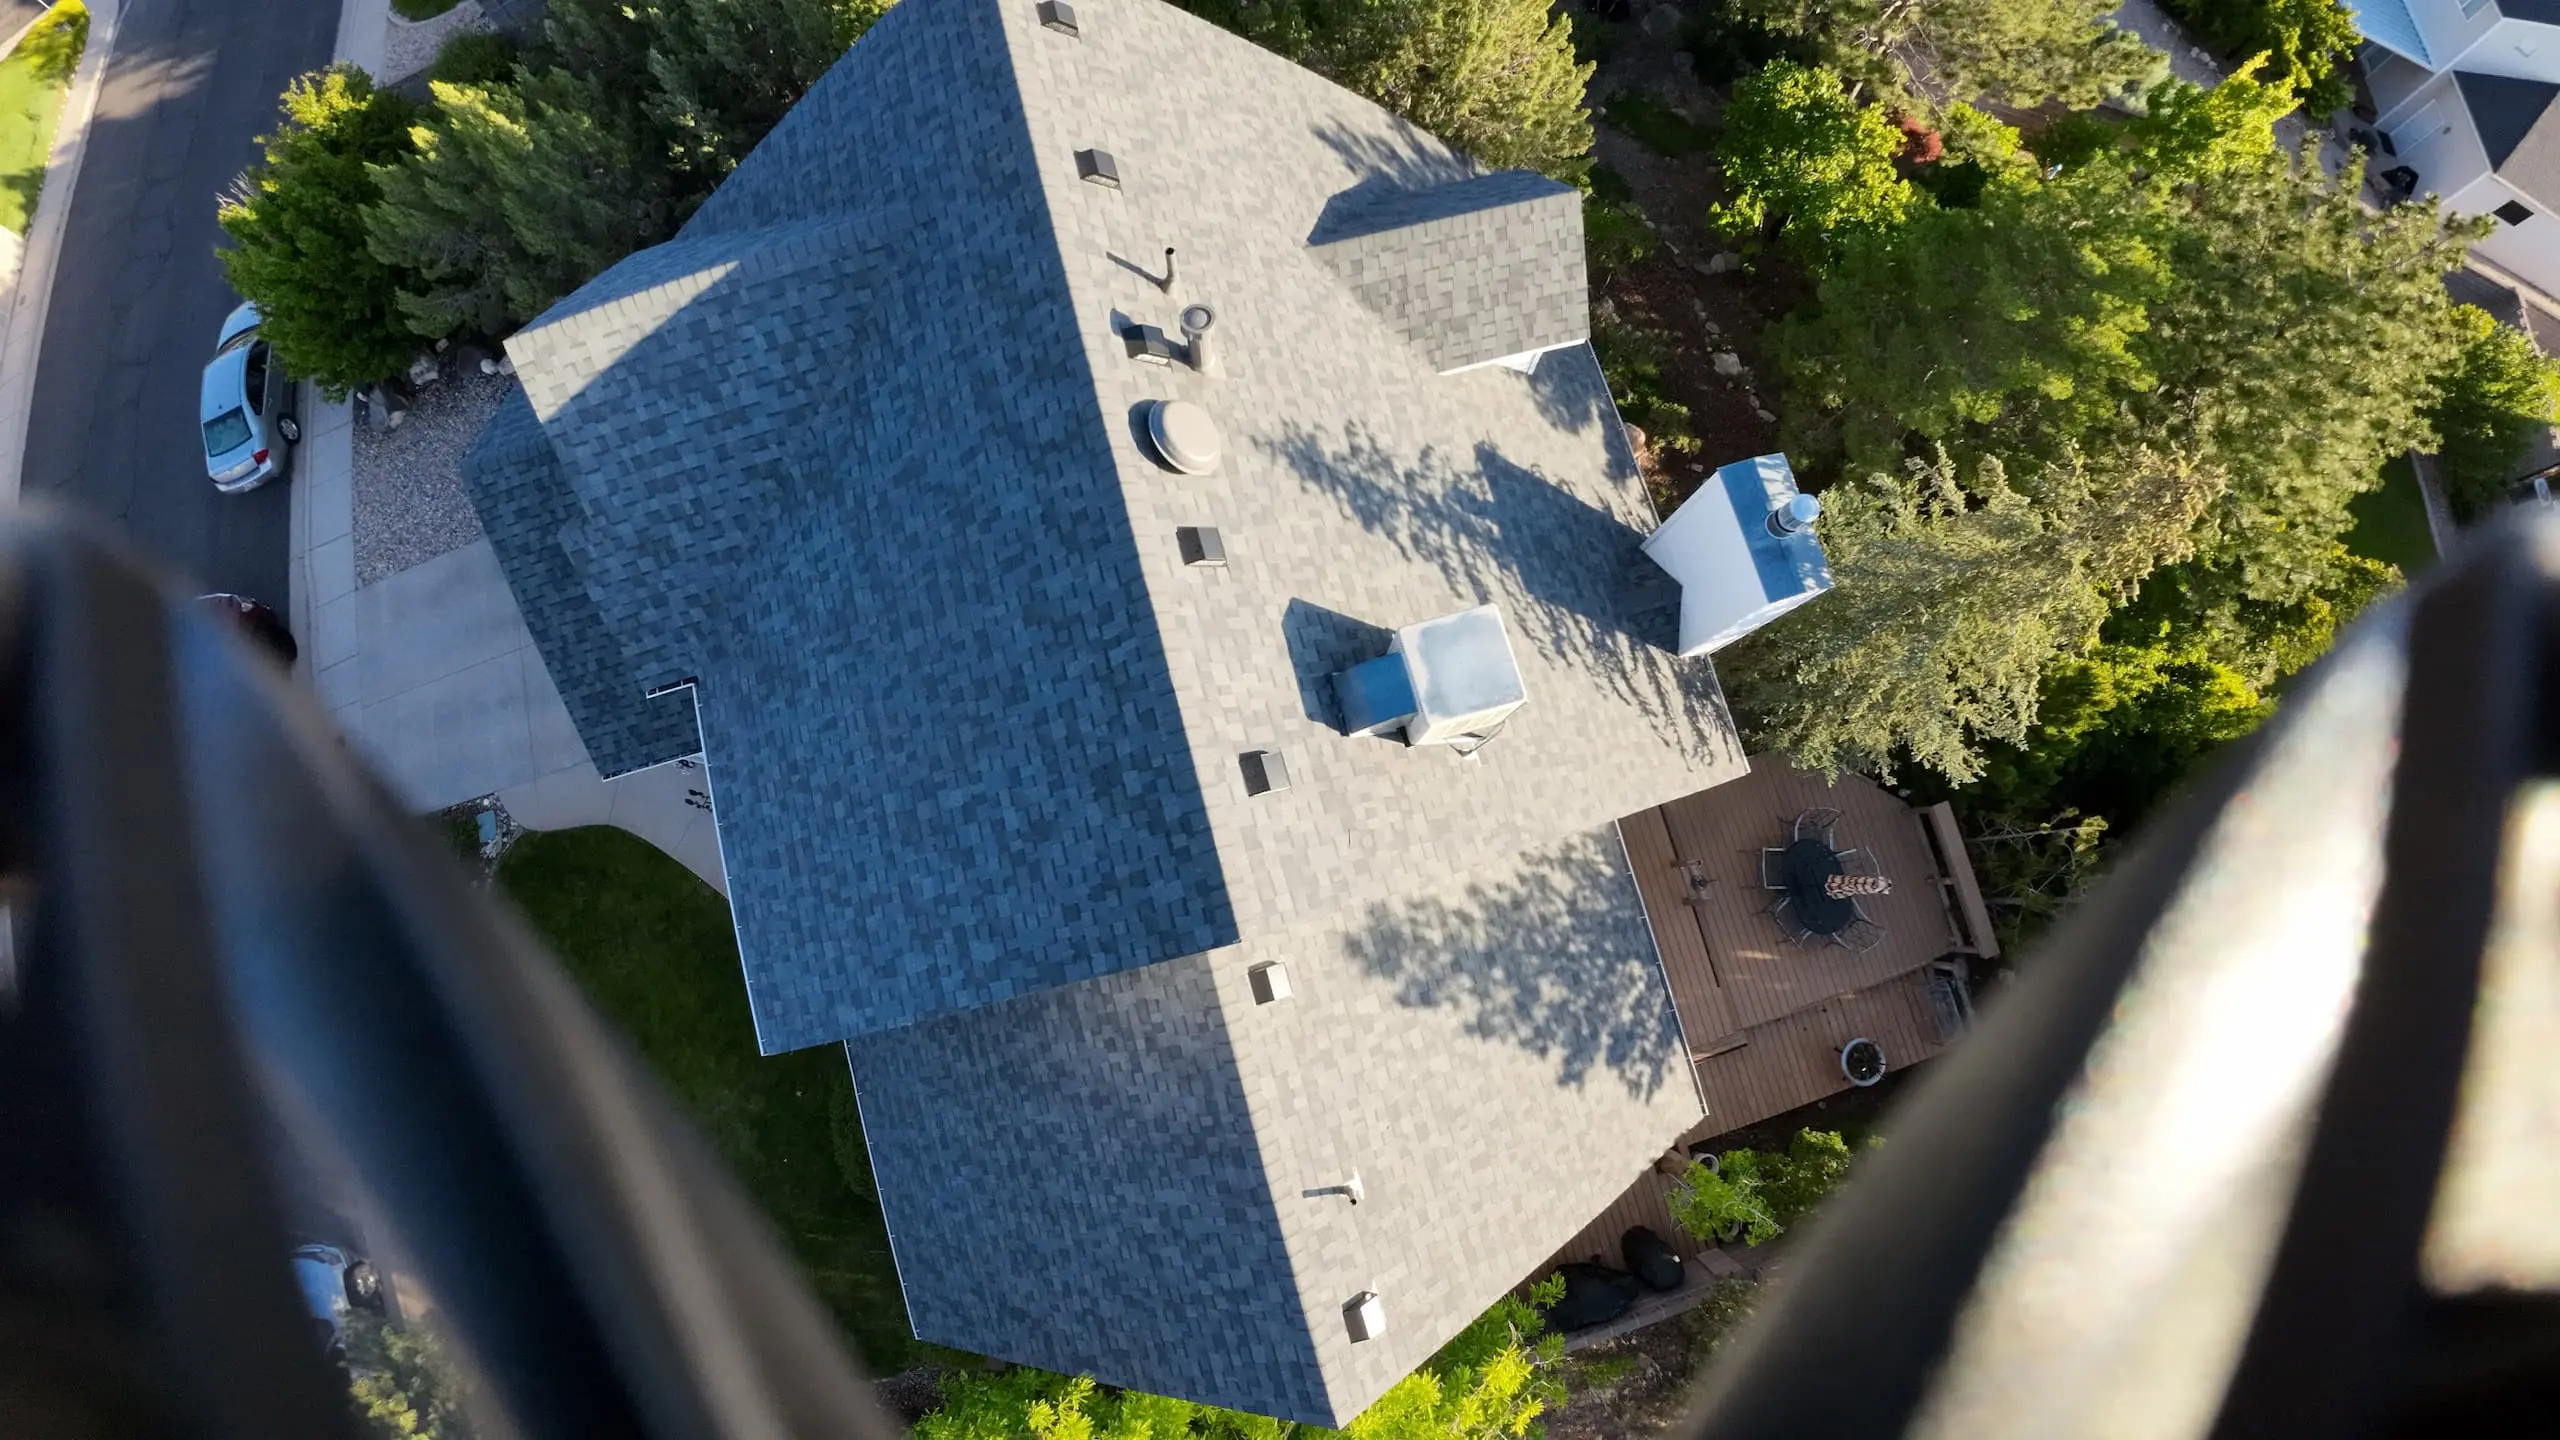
[1780,838,1854,935]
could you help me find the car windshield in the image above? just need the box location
[203,408,252,456]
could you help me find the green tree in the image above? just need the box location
[344,1313,478,1439]
[1178,0,1594,180]
[365,70,674,340]
[2158,0,2360,113]
[2429,303,2560,518]
[1711,60,1915,264]
[1745,0,2160,109]
[2125,65,2296,182]
[1670,1130,1862,1248]
[216,66,422,394]
[1962,635,2271,829]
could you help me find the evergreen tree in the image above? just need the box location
[365,70,674,340]
[216,66,423,395]
[2427,302,2560,518]
[1744,0,2160,109]
[1711,60,1916,265]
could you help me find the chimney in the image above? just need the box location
[1639,453,1833,657]
[1327,604,1526,749]
[1180,303,1216,374]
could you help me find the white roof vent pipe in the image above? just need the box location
[1180,303,1216,374]
[1640,453,1834,657]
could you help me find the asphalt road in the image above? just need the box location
[18,0,337,607]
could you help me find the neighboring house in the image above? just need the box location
[461,0,1978,1424]
[2354,1,2560,296]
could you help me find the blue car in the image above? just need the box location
[200,301,298,492]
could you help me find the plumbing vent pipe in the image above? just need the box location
[1181,303,1216,374]
[1767,493,1822,538]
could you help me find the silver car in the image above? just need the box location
[200,301,298,492]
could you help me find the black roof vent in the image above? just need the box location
[1178,526,1226,567]
[1240,749,1290,796]
[1076,148,1119,189]
[1038,0,1078,35]
[1124,324,1175,365]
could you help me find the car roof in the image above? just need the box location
[200,346,249,426]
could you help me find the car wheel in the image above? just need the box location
[345,1260,384,1311]
[277,414,301,443]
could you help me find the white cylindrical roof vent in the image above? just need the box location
[1767,493,1822,537]
[1146,398,1222,474]
[1180,303,1216,374]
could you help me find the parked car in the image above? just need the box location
[2512,471,2557,508]
[291,1241,383,1360]
[200,302,298,493]
[194,592,298,666]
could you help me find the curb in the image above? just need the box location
[0,0,121,504]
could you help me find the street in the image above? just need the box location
[17,0,334,606]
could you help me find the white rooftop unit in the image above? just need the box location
[1329,604,1528,749]
[1639,453,1834,657]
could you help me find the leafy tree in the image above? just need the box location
[1910,99,2031,207]
[2158,0,2360,113]
[2110,546,2399,688]
[1711,60,1915,264]
[216,66,423,395]
[344,1313,478,1439]
[365,71,675,340]
[2428,303,2560,518]
[1961,635,2270,829]
[544,0,890,198]
[1670,1130,1861,1248]
[1178,0,1594,181]
[1743,0,2160,109]
[912,1280,1568,1439]
[1723,445,2216,782]
[2125,65,2297,182]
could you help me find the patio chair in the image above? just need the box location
[1759,847,1791,890]
[1835,905,1887,953]
[1768,895,1815,946]
[1794,807,1842,845]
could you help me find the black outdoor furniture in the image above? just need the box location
[1550,1262,1644,1331]
[1622,1226,1686,1292]
[1778,837,1856,936]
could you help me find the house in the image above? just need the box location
[457,0,1980,1423]
[2353,1,2560,296]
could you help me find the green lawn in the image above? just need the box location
[2347,455,2438,578]
[495,826,918,1374]
[0,2,86,236]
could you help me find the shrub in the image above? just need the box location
[1584,194,1654,280]
[1602,89,1715,158]
[2430,304,2560,519]
[17,0,86,85]
[1671,1130,1864,1248]
[1591,315,1698,456]
[217,67,423,396]
[429,29,519,87]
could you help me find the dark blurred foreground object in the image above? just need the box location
[192,592,297,667]
[8,500,2560,1438]
[1688,514,2560,1437]
[0,508,893,1438]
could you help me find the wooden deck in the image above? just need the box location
[1538,758,1991,1276]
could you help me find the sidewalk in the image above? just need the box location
[287,0,725,894]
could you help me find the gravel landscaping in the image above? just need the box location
[353,366,502,586]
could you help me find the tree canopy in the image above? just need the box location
[2428,302,2560,518]
[1742,0,2160,109]
[216,66,422,395]
[1711,60,1915,264]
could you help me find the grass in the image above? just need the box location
[495,826,918,1374]
[2347,455,2437,579]
[0,1,87,236]
[1602,90,1716,159]
[391,0,464,20]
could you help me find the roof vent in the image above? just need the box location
[1037,0,1078,34]
[1240,748,1290,795]
[1177,526,1226,567]
[1124,324,1176,365]
[1640,453,1834,657]
[1345,1291,1387,1343]
[1767,493,1821,537]
[1330,604,1526,749]
[1076,148,1120,189]
[1308,1170,1365,1204]
[1248,961,1291,1004]
[1180,303,1217,374]
[1144,399,1222,474]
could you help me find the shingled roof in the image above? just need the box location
[465,0,1761,1420]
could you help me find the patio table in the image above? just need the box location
[1779,838,1855,936]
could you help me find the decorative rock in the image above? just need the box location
[407,353,442,388]
[479,356,501,375]
[1754,407,1776,422]
[1639,4,1681,37]
[1712,351,1745,379]
[1706,250,1742,275]
[1687,257,1716,277]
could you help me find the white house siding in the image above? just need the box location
[2408,0,2511,72]
[2370,47,2441,125]
[2464,175,2560,294]
[2459,17,2560,80]
[2391,69,2496,190]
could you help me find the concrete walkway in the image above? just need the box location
[281,0,725,895]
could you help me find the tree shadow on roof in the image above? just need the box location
[1259,417,1734,765]
[1309,115,1479,197]
[1339,827,1687,1100]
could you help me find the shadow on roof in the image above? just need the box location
[1337,827,1686,1100]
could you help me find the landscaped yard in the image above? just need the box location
[494,826,918,1374]
[2348,456,2437,579]
[0,1,87,236]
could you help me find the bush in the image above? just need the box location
[17,0,86,85]
[429,30,519,87]
[1585,193,1653,280]
[1670,1129,1862,1247]
[1592,315,1698,456]
[2430,304,2560,519]
[217,67,423,396]
[1601,89,1715,157]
